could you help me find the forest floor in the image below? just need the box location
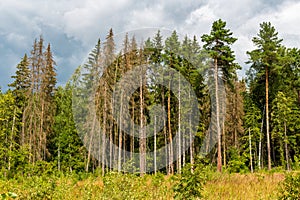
[0,172,286,199]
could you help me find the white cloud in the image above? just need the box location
[1,0,300,89]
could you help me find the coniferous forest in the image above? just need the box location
[1,20,300,199]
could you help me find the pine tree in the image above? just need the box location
[201,19,238,172]
[164,30,181,174]
[247,22,283,170]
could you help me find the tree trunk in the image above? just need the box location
[215,58,222,173]
[189,88,194,173]
[178,74,182,174]
[8,108,17,171]
[118,91,123,172]
[284,120,290,171]
[258,106,265,170]
[130,100,135,161]
[102,87,107,175]
[86,111,97,172]
[223,122,226,168]
[139,72,146,176]
[249,128,253,173]
[154,115,157,174]
[266,66,271,170]
[168,80,173,174]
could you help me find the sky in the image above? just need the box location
[1,0,300,91]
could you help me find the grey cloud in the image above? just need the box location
[1,0,300,90]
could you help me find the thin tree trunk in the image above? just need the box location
[109,122,113,170]
[215,58,222,173]
[182,131,185,167]
[130,100,135,161]
[162,87,168,174]
[154,115,157,174]
[86,112,97,172]
[258,106,265,170]
[139,72,146,176]
[8,108,17,171]
[118,91,123,172]
[223,123,226,168]
[249,128,253,173]
[102,87,107,175]
[178,75,181,174]
[168,80,173,174]
[266,66,271,170]
[223,94,226,168]
[189,88,194,173]
[39,98,45,160]
[284,120,290,171]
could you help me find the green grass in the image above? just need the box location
[0,172,287,199]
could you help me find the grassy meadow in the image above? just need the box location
[0,171,290,199]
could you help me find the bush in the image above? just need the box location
[173,162,208,200]
[278,172,300,200]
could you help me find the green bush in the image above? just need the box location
[173,163,208,200]
[278,172,300,200]
[226,148,248,173]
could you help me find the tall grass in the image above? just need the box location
[0,172,286,199]
[203,172,284,199]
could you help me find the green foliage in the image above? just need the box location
[279,172,300,199]
[173,161,209,199]
[52,85,85,172]
[201,19,239,84]
[102,172,173,199]
[226,148,249,173]
[0,192,17,200]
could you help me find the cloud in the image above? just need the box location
[0,0,300,90]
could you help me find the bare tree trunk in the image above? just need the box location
[8,108,17,171]
[189,88,194,173]
[178,75,181,174]
[258,106,265,170]
[223,123,226,168]
[284,120,290,171]
[168,80,173,174]
[21,107,27,146]
[266,66,271,170]
[86,112,97,172]
[139,72,146,176]
[130,100,135,161]
[39,98,45,160]
[182,131,185,167]
[118,91,123,172]
[162,87,168,174]
[215,58,222,173]
[109,122,113,169]
[249,128,253,173]
[154,115,157,174]
[102,87,107,175]
[223,94,226,168]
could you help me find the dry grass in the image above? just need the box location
[0,172,287,199]
[202,172,285,200]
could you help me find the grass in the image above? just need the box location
[203,172,285,199]
[0,172,286,199]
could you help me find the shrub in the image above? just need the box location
[278,172,300,200]
[173,162,208,200]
